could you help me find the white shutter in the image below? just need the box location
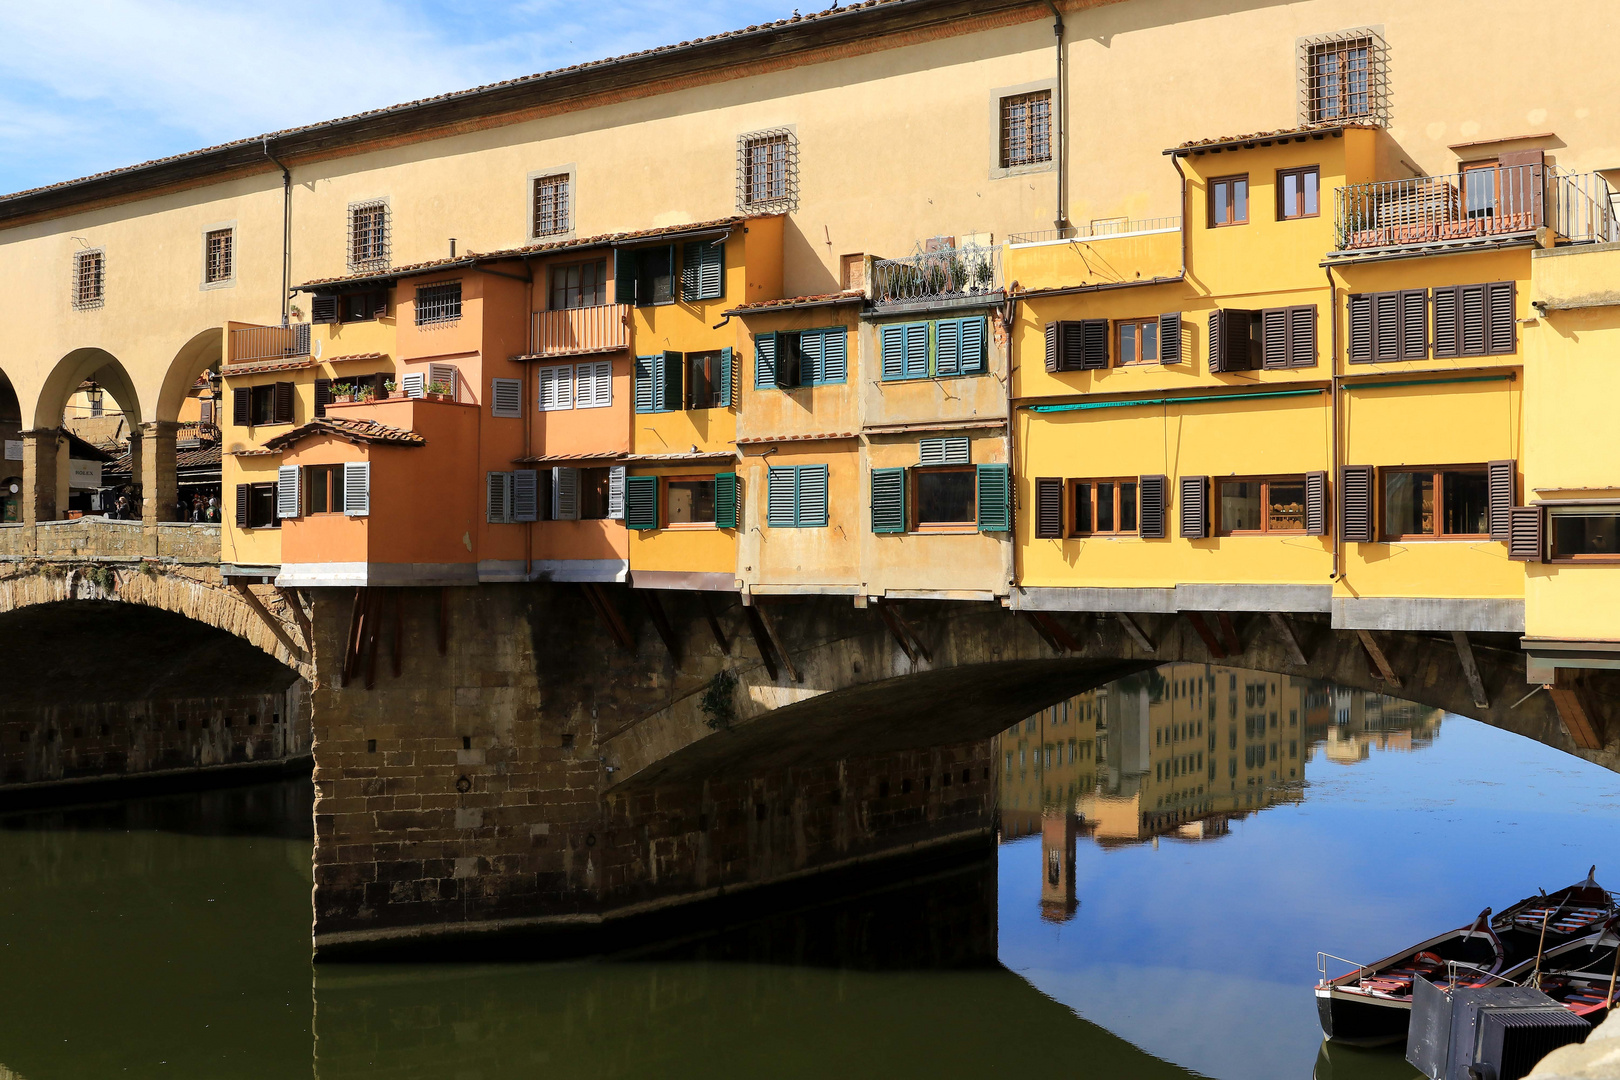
[552,466,580,521]
[277,465,300,519]
[486,471,511,524]
[919,437,971,466]
[343,461,370,517]
[428,362,458,399]
[539,365,574,411]
[608,465,626,520]
[512,469,539,522]
[577,361,612,408]
[491,378,522,418]
[402,372,425,399]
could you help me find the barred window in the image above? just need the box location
[1300,29,1388,126]
[737,129,797,212]
[415,281,462,326]
[348,200,389,270]
[73,249,105,310]
[205,228,233,284]
[533,174,570,237]
[1000,91,1052,169]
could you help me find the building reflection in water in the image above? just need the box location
[997,664,1443,921]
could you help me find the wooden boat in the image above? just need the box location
[1488,924,1620,1022]
[1315,868,1614,1045]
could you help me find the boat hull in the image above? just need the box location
[1316,987,1412,1047]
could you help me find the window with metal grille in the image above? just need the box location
[737,130,797,212]
[1300,30,1388,127]
[415,281,462,326]
[204,229,233,284]
[348,200,389,270]
[999,91,1052,169]
[73,249,104,310]
[533,174,570,237]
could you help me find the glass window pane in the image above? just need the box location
[1220,481,1263,532]
[1141,320,1158,361]
[1384,471,1433,536]
[1214,184,1228,224]
[1304,170,1319,216]
[1118,324,1135,364]
[1283,173,1299,217]
[1120,482,1138,532]
[1553,512,1620,557]
[1441,470,1489,535]
[1096,482,1115,532]
[1073,483,1091,534]
[1268,482,1305,531]
[917,470,976,524]
[1233,179,1248,222]
[667,479,717,525]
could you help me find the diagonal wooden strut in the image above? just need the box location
[230,580,306,661]
[1115,612,1155,654]
[581,583,635,652]
[743,605,780,682]
[1022,610,1063,655]
[276,586,313,652]
[1451,631,1488,709]
[1269,613,1309,666]
[877,603,917,662]
[1355,628,1401,689]
[699,593,730,656]
[1183,612,1227,660]
[1216,613,1242,656]
[751,601,801,683]
[639,590,682,666]
[885,602,933,662]
[342,587,366,687]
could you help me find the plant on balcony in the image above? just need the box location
[426,380,452,399]
[332,383,356,403]
[383,378,397,393]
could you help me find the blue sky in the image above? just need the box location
[0,0,799,196]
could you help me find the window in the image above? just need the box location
[1383,467,1490,539]
[204,228,233,284]
[755,329,846,388]
[999,91,1052,168]
[538,365,573,411]
[491,378,522,418]
[1347,290,1427,362]
[1209,176,1248,226]
[579,467,615,521]
[617,246,675,306]
[1116,319,1159,365]
[305,464,348,515]
[250,385,277,426]
[73,249,104,310]
[1260,305,1318,368]
[575,361,612,409]
[551,260,607,310]
[311,290,387,325]
[1277,167,1320,220]
[1219,478,1308,534]
[1303,34,1377,124]
[532,174,570,237]
[235,482,279,529]
[681,240,725,302]
[348,201,389,270]
[667,476,717,527]
[877,318,986,381]
[1432,282,1516,358]
[1550,509,1620,562]
[738,129,796,212]
[635,351,686,413]
[687,352,725,410]
[415,281,462,326]
[915,467,977,529]
[1069,479,1139,536]
[766,465,828,528]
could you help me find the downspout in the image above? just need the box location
[1326,265,1341,582]
[1170,154,1189,279]
[1044,2,1068,232]
[1005,294,1020,602]
[262,140,292,327]
[523,255,537,581]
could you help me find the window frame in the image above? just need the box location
[72,248,105,310]
[664,473,719,530]
[303,464,348,516]
[244,482,280,530]
[1303,33,1378,125]
[1216,475,1310,536]
[1115,318,1160,366]
[1208,175,1249,228]
[999,90,1053,170]
[1276,166,1321,220]
[249,384,277,427]
[1067,477,1139,538]
[347,200,390,271]
[203,227,234,286]
[1379,465,1492,542]
[532,172,571,238]
[686,351,725,410]
[1547,507,1620,564]
[737,129,797,213]
[414,280,463,327]
[549,259,608,310]
[912,465,979,532]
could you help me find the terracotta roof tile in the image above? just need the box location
[258,417,425,452]
[221,357,319,376]
[621,450,738,463]
[511,451,624,464]
[1164,123,1370,156]
[106,443,220,474]
[324,352,389,364]
[723,290,865,315]
[735,431,858,445]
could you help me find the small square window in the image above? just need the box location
[1382,467,1489,539]
[686,351,724,410]
[1218,477,1307,534]
[1302,33,1383,125]
[415,281,462,326]
[243,482,279,529]
[550,259,607,310]
[204,229,233,284]
[348,201,389,270]
[1116,318,1159,365]
[1209,176,1249,227]
[73,249,105,310]
[737,129,797,212]
[533,174,570,237]
[1277,167,1320,220]
[304,464,347,516]
[1068,478,1138,536]
[999,91,1052,169]
[667,476,717,527]
[914,467,977,528]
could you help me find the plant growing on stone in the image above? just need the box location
[87,565,117,593]
[700,669,739,731]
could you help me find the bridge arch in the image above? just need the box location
[154,327,223,425]
[23,347,142,523]
[0,364,21,524]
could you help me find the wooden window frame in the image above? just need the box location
[1216,476,1310,536]
[999,90,1053,169]
[243,482,280,530]
[664,473,719,530]
[1115,318,1160,366]
[685,351,725,411]
[1067,478,1139,537]
[1208,175,1249,228]
[532,173,571,238]
[1276,166,1321,220]
[912,465,978,533]
[1379,465,1492,542]
[73,248,105,310]
[249,384,277,426]
[204,228,234,284]
[348,201,389,270]
[549,259,608,311]
[1547,507,1620,565]
[303,464,348,516]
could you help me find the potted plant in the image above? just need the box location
[383,378,397,398]
[332,382,356,403]
[355,383,376,404]
[426,380,452,400]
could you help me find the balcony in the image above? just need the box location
[531,304,630,358]
[870,240,1002,309]
[1332,166,1619,258]
[228,323,312,365]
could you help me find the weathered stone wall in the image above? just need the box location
[0,518,220,562]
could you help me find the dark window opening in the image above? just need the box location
[551,259,607,310]
[1383,467,1489,539]
[686,351,724,410]
[304,464,347,515]
[915,467,977,527]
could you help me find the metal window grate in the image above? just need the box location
[348,200,390,271]
[1000,91,1052,169]
[72,249,105,310]
[1299,29,1389,127]
[533,174,570,237]
[204,228,233,284]
[415,281,462,326]
[737,129,798,213]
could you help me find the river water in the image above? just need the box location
[3,664,1619,1079]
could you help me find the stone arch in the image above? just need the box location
[0,363,22,523]
[155,327,223,424]
[24,347,142,523]
[146,327,225,523]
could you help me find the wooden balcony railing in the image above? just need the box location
[228,323,311,364]
[531,304,630,357]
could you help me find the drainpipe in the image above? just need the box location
[262,139,292,327]
[1045,2,1068,232]
[1170,155,1189,279]
[1326,265,1341,582]
[522,255,537,581]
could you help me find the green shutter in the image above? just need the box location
[681,239,724,301]
[625,475,658,530]
[820,328,847,383]
[904,323,929,379]
[766,467,796,527]
[880,325,906,381]
[960,316,988,373]
[935,318,961,376]
[797,465,828,527]
[715,472,738,529]
[634,355,656,413]
[754,332,777,389]
[976,463,1011,531]
[798,328,823,385]
[719,347,734,407]
[871,468,907,533]
[662,350,683,412]
[614,249,635,305]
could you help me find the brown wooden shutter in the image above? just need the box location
[1460,283,1488,355]
[232,386,251,426]
[372,290,390,319]
[1498,149,1546,226]
[314,378,332,418]
[1211,309,1256,372]
[1288,305,1317,367]
[1508,506,1544,562]
[1432,285,1460,357]
[312,295,339,324]
[1034,478,1063,538]
[1060,321,1086,371]
[1340,465,1375,543]
[1080,319,1109,369]
[1487,460,1516,541]
[1347,293,1373,363]
[1373,291,1400,361]
[1158,312,1182,363]
[273,381,294,425]
[1261,308,1289,369]
[235,483,250,529]
[1304,471,1328,536]
[1486,281,1516,355]
[1178,475,1207,539]
[1398,289,1428,360]
[1138,475,1167,539]
[1045,322,1060,373]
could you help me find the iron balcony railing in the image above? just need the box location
[870,241,1002,307]
[228,323,311,364]
[1007,216,1182,246]
[1334,165,1619,252]
[532,304,631,357]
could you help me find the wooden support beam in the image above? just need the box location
[743,605,779,682]
[1115,612,1156,654]
[342,587,366,687]
[1355,628,1401,689]
[639,590,682,666]
[887,604,933,662]
[1451,631,1489,710]
[699,593,730,656]
[1269,613,1309,667]
[232,580,306,661]
[362,589,383,690]
[878,604,919,662]
[1183,612,1227,659]
[1548,671,1606,750]
[1022,610,1063,656]
[437,587,449,657]
[1028,610,1082,655]
[581,583,635,652]
[752,602,801,683]
[1216,613,1242,656]
[390,590,403,679]
[277,586,313,652]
